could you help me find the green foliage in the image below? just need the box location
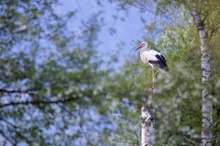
[1,0,220,145]
[0,0,113,145]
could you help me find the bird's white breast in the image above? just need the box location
[140,49,161,64]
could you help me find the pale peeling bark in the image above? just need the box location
[141,103,155,146]
[191,10,212,146]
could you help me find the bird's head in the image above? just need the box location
[134,42,148,51]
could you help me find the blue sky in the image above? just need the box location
[58,0,152,64]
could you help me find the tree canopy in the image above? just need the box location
[0,0,220,145]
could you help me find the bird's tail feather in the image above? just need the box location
[160,65,169,72]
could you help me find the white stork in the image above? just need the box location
[134,41,168,88]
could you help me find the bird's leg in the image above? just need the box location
[155,70,160,77]
[152,66,154,89]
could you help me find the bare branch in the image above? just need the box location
[212,119,220,127]
[182,135,198,145]
[177,131,200,145]
[209,24,220,39]
[0,97,78,108]
[0,118,18,129]
[0,129,14,145]
[0,89,37,95]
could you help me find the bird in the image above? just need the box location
[134,41,168,88]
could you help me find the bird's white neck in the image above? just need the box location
[140,46,149,53]
[139,46,149,64]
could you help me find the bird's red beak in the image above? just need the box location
[134,45,142,51]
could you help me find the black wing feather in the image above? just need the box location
[155,54,168,71]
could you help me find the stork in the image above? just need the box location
[134,41,168,88]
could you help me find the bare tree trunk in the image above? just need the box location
[191,10,212,146]
[141,96,155,146]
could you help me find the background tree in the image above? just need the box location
[0,0,114,145]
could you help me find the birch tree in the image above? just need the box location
[184,1,220,145]
[141,96,155,146]
[190,8,212,146]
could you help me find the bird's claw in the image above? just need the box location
[144,87,155,93]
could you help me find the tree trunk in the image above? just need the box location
[191,10,212,146]
[141,96,155,146]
